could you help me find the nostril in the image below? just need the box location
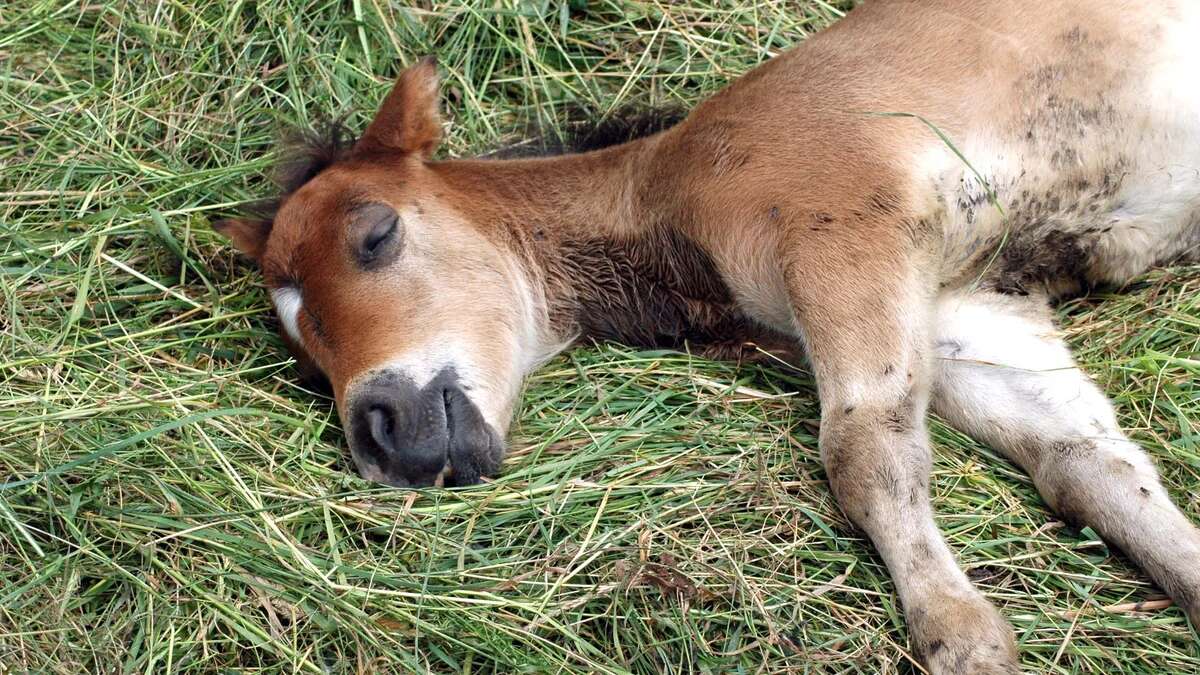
[349,372,468,486]
[365,405,396,455]
[442,388,454,434]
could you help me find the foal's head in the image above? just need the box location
[216,59,551,487]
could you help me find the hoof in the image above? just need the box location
[908,593,1020,674]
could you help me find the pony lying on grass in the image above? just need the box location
[216,1,1200,672]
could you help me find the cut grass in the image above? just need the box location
[1,1,1198,673]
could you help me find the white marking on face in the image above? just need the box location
[271,287,304,345]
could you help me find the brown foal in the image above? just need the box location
[217,2,1200,671]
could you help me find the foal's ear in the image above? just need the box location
[354,56,442,159]
[212,217,272,260]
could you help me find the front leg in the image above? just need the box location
[785,242,1019,673]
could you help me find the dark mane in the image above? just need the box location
[269,104,687,202]
[485,104,688,158]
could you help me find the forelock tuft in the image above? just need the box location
[275,120,356,195]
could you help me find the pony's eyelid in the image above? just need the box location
[302,304,330,343]
[349,201,397,221]
[353,205,403,266]
[368,212,398,237]
[362,217,396,255]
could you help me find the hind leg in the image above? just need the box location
[932,290,1200,625]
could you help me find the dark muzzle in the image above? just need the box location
[346,368,503,487]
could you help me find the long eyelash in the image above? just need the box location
[304,306,330,344]
[261,264,300,290]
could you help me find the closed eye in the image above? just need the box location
[362,215,396,257]
[356,204,402,266]
[303,305,330,344]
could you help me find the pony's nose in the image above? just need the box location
[348,371,453,487]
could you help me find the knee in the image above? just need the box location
[820,391,926,466]
[820,398,931,522]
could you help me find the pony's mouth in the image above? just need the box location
[344,367,504,488]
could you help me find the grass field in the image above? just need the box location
[2,1,1199,672]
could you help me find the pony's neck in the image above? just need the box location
[433,138,761,352]
[434,139,653,239]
